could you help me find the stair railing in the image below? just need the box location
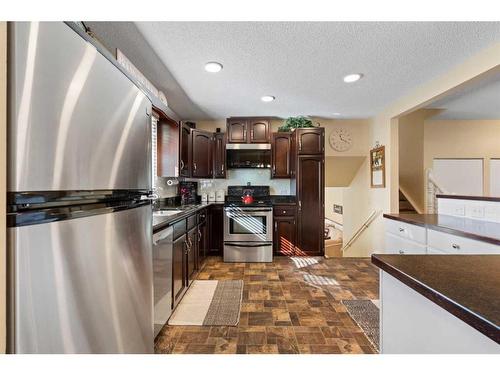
[341,210,380,253]
[426,169,449,214]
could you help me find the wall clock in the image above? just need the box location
[329,128,353,152]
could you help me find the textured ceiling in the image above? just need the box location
[132,22,500,120]
[426,74,500,120]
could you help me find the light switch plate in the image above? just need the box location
[453,205,465,216]
[469,206,485,218]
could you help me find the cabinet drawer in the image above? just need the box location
[273,205,296,217]
[173,219,187,240]
[187,214,197,230]
[385,218,426,245]
[385,232,427,255]
[427,229,500,254]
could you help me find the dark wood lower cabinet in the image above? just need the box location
[172,234,186,307]
[296,155,324,255]
[208,204,224,255]
[273,216,296,256]
[187,227,197,283]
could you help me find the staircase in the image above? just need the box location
[399,190,417,214]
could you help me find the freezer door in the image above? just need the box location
[8,22,152,192]
[8,204,153,353]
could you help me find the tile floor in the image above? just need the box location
[154,256,379,354]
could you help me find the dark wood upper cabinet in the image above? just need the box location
[296,155,324,256]
[191,129,213,178]
[227,118,247,143]
[248,118,270,143]
[271,132,291,178]
[179,123,191,177]
[227,117,271,143]
[296,128,324,155]
[213,132,226,178]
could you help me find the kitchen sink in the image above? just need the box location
[153,210,183,217]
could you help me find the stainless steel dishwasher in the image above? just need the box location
[153,226,173,337]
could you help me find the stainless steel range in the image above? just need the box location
[223,186,273,262]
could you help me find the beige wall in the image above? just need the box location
[398,109,441,213]
[1,21,6,354]
[352,42,500,256]
[424,119,500,196]
[325,187,344,224]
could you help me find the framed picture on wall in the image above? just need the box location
[370,145,386,188]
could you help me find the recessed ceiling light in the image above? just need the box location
[261,95,275,102]
[204,62,223,73]
[343,73,363,83]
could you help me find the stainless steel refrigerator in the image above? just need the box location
[7,22,154,353]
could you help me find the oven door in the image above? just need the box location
[224,207,272,242]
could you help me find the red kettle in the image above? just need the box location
[242,192,254,205]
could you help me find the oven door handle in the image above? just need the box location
[225,242,272,248]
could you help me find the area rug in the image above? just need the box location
[168,280,243,326]
[341,299,380,352]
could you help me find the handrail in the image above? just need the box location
[341,210,380,253]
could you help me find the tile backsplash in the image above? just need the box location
[154,176,179,198]
[191,169,292,195]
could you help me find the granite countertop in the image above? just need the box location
[152,202,222,233]
[383,213,500,246]
[372,254,500,344]
[270,195,296,204]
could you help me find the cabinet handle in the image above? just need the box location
[452,243,460,250]
[298,201,302,211]
[274,221,277,231]
[251,130,254,140]
[198,229,202,241]
[299,139,302,151]
[184,240,189,254]
[221,164,224,172]
[193,162,197,171]
[180,159,184,170]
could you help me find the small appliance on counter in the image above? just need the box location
[179,181,197,205]
[216,189,225,202]
[208,191,216,202]
[223,185,273,263]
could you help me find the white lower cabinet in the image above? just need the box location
[385,232,427,254]
[385,218,500,255]
[427,229,500,254]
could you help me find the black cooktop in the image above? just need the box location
[225,185,272,207]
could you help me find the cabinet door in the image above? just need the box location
[187,228,197,283]
[227,119,247,143]
[274,216,296,256]
[208,204,224,255]
[179,124,191,177]
[385,232,427,254]
[296,128,324,155]
[272,133,291,178]
[248,118,270,143]
[296,156,324,255]
[191,129,213,178]
[197,221,208,268]
[172,234,187,307]
[213,132,226,178]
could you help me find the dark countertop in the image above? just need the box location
[152,202,222,233]
[437,194,500,202]
[372,254,500,344]
[270,195,296,204]
[383,213,500,246]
